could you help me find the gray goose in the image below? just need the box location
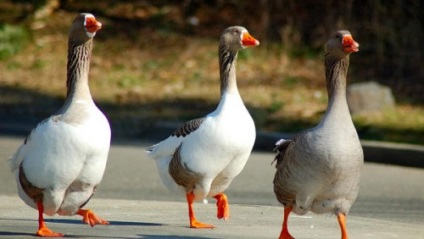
[147,26,259,228]
[9,13,110,237]
[273,30,363,239]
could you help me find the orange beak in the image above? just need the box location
[242,32,260,47]
[342,35,359,53]
[85,16,102,33]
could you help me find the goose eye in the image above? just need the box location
[233,29,240,35]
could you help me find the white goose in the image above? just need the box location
[147,26,259,228]
[273,30,363,239]
[9,13,110,237]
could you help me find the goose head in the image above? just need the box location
[220,26,260,51]
[69,13,102,43]
[325,30,359,58]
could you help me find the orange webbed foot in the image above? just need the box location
[77,209,109,227]
[36,226,64,237]
[36,201,64,237]
[190,219,216,229]
[213,193,230,220]
[186,192,215,229]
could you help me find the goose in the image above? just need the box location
[9,13,110,237]
[273,30,363,239]
[146,26,259,229]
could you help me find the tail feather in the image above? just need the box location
[10,143,25,173]
[145,136,184,160]
[145,144,157,153]
[272,139,292,168]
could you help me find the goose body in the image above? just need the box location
[273,30,363,239]
[147,26,259,228]
[10,13,110,237]
[151,92,255,196]
[13,106,110,215]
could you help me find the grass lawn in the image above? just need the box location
[1,11,423,145]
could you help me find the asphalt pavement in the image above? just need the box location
[1,135,424,238]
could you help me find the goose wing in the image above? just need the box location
[146,117,206,158]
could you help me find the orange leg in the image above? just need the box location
[337,213,349,239]
[77,209,109,227]
[36,201,64,237]
[186,192,215,229]
[213,193,230,220]
[278,206,294,239]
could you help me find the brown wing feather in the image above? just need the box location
[171,118,205,138]
[19,164,44,203]
[169,144,203,193]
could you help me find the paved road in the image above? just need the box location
[1,135,424,238]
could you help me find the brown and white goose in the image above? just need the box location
[9,13,110,237]
[147,26,259,228]
[273,30,363,239]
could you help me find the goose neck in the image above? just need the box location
[65,38,93,101]
[219,44,239,96]
[325,54,349,100]
[320,54,352,124]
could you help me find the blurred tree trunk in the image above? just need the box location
[30,0,60,29]
[33,0,60,19]
[258,0,270,41]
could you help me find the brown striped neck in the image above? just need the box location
[324,53,349,100]
[219,43,239,96]
[65,37,93,100]
[320,53,353,126]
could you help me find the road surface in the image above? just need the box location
[0,135,423,238]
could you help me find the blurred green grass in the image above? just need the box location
[0,11,423,145]
[0,24,30,60]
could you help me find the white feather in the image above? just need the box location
[147,93,255,198]
[11,106,110,215]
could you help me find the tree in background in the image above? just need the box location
[1,0,423,102]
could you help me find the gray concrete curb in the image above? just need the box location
[360,140,424,168]
[254,131,424,168]
[2,119,424,168]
